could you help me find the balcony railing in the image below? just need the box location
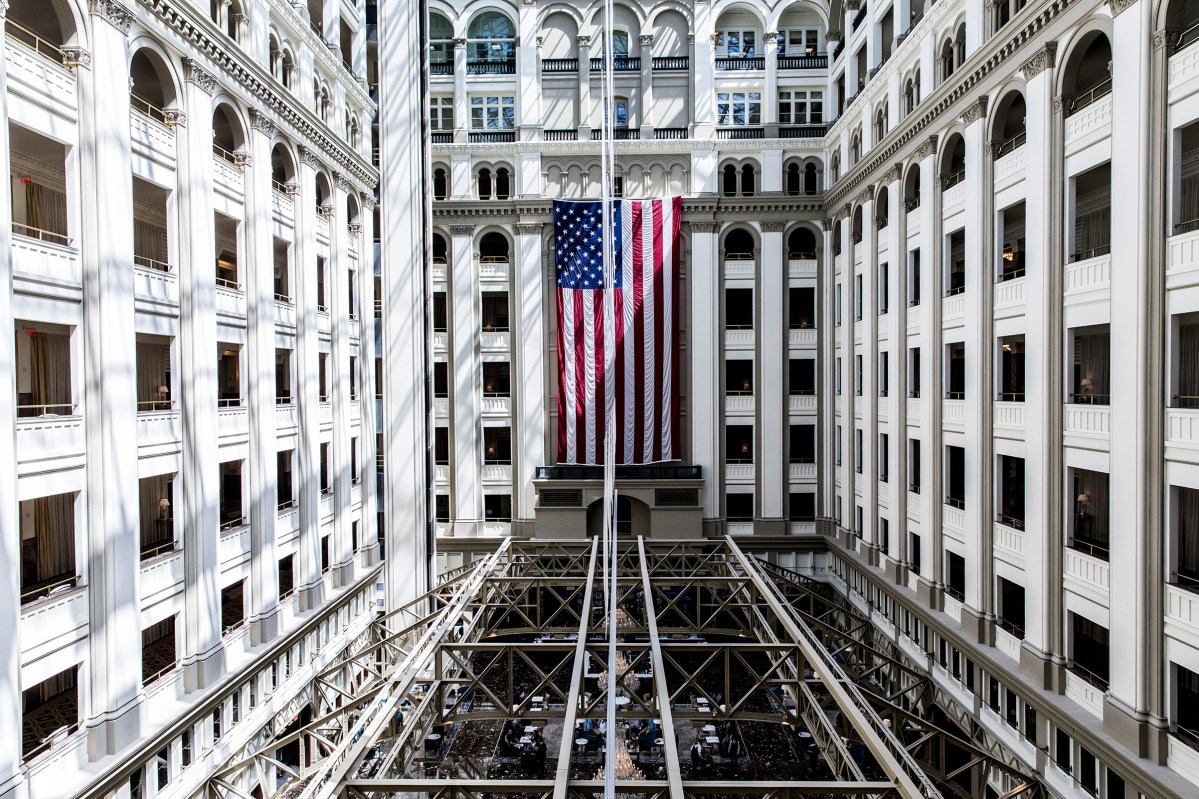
[778,54,828,69]
[17,403,77,418]
[652,56,688,70]
[137,399,175,412]
[543,128,577,141]
[779,125,827,139]
[130,93,171,125]
[996,514,1026,531]
[542,58,578,73]
[430,60,453,75]
[997,617,1026,640]
[140,538,176,561]
[1069,536,1110,560]
[1067,660,1109,690]
[469,130,515,143]
[535,464,702,480]
[13,222,71,247]
[466,58,515,74]
[220,516,246,532]
[654,127,688,140]
[715,56,765,70]
[717,127,764,140]
[991,130,1026,159]
[1070,244,1111,262]
[213,144,245,169]
[21,573,79,605]
[218,397,243,408]
[5,19,68,65]
[1069,393,1110,405]
[216,276,241,291]
[1171,570,1199,594]
[997,391,1025,402]
[945,495,965,510]
[1061,79,1112,118]
[941,170,966,189]
[1172,395,1199,409]
[589,57,639,71]
[591,128,639,140]
[852,3,869,29]
[430,132,452,144]
[134,254,171,272]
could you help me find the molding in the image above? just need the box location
[448,225,477,236]
[182,57,218,94]
[639,34,653,46]
[434,137,823,158]
[90,0,134,32]
[760,221,786,232]
[960,94,989,126]
[689,221,721,232]
[1019,41,1057,79]
[914,135,938,160]
[336,173,355,192]
[249,109,277,137]
[1153,27,1182,51]
[515,223,543,235]
[359,192,375,209]
[61,47,92,70]
[1106,0,1137,16]
[299,145,326,171]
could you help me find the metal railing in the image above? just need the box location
[466,58,515,75]
[654,127,688,139]
[140,539,177,561]
[136,400,175,412]
[1170,570,1199,593]
[997,391,1025,402]
[134,254,171,272]
[909,482,921,494]
[13,222,71,246]
[717,126,764,140]
[1070,244,1111,262]
[996,514,1026,531]
[1062,79,1112,118]
[996,617,1026,639]
[17,403,77,417]
[991,130,1026,158]
[944,390,965,400]
[5,19,68,64]
[220,516,246,532]
[715,56,765,70]
[217,397,243,408]
[541,57,577,73]
[941,169,966,189]
[278,499,295,511]
[469,130,515,143]
[1172,394,1199,409]
[215,276,241,290]
[212,143,244,168]
[1068,537,1110,560]
[945,283,966,296]
[142,660,178,687]
[1068,393,1110,405]
[22,721,81,764]
[778,54,829,69]
[589,57,639,71]
[789,388,816,396]
[275,394,293,405]
[779,124,827,138]
[275,292,292,303]
[852,3,869,29]
[945,495,966,510]
[652,56,688,70]
[429,60,453,75]
[723,251,754,261]
[1066,661,1109,690]
[21,573,79,605]
[130,92,170,125]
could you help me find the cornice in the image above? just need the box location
[249,108,277,137]
[256,0,372,110]
[137,0,377,193]
[430,196,827,221]
[824,0,1073,208]
[515,223,544,235]
[91,0,134,32]
[432,137,824,158]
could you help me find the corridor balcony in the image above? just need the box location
[12,232,80,299]
[211,151,245,201]
[16,411,84,477]
[136,406,182,459]
[129,106,176,164]
[4,28,77,118]
[20,582,87,663]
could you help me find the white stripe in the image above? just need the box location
[583,292,597,464]
[660,198,674,460]
[641,201,655,463]
[561,289,577,462]
[622,200,635,463]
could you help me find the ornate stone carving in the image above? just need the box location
[90,0,133,32]
[162,109,186,128]
[298,145,325,171]
[183,58,217,94]
[761,221,786,232]
[765,32,779,45]
[889,164,903,183]
[576,35,591,46]
[0,1,9,20]
[454,37,468,49]
[1154,28,1183,51]
[846,0,861,9]
[904,198,920,212]
[960,94,988,126]
[521,0,536,5]
[317,204,335,218]
[1052,96,1066,113]
[284,182,300,196]
[708,33,722,45]
[856,187,874,206]
[348,223,362,235]
[639,34,653,46]
[232,150,251,168]
[1020,41,1057,79]
[689,221,720,233]
[1107,0,1137,17]
[687,34,695,45]
[337,173,355,192]
[914,135,938,160]
[61,47,92,70]
[250,109,277,137]
[825,30,843,42]
[534,36,543,48]
[449,225,476,236]
[515,223,543,235]
[820,217,835,232]
[359,192,376,209]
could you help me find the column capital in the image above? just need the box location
[960,94,989,126]
[1106,0,1137,17]
[1153,27,1183,51]
[182,58,218,94]
[761,221,786,232]
[764,32,779,45]
[1020,41,1057,80]
[846,0,861,10]
[0,1,9,20]
[820,217,834,231]
[89,0,133,32]
[61,47,92,70]
[687,33,695,45]
[639,34,653,46]
[708,33,722,45]
[454,37,468,49]
[689,221,721,233]
[298,145,325,171]
[359,192,376,209]
[826,30,844,42]
[855,186,874,206]
[336,173,355,193]
[888,164,903,183]
[515,223,543,235]
[914,134,938,160]
[449,224,476,237]
[576,35,591,47]
[163,109,186,128]
[249,109,277,137]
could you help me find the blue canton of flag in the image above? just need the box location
[554,200,623,290]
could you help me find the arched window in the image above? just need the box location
[903,78,915,116]
[433,168,448,200]
[468,11,516,62]
[478,168,493,199]
[130,49,177,125]
[941,135,966,189]
[831,151,841,183]
[875,186,890,229]
[904,164,921,209]
[786,163,801,196]
[940,38,956,81]
[281,48,296,91]
[875,107,887,141]
[479,232,509,262]
[850,131,862,164]
[1061,33,1112,117]
[271,144,296,191]
[430,12,454,67]
[1168,0,1199,52]
[991,92,1026,157]
[804,163,818,195]
[788,228,817,259]
[724,228,755,260]
[851,205,864,243]
[495,167,511,200]
[6,0,77,52]
[315,173,333,212]
[212,0,246,42]
[740,164,756,197]
[432,233,448,263]
[212,104,245,164]
[722,164,738,197]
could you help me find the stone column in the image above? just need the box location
[294,148,326,611]
[577,36,593,136]
[518,1,540,133]
[453,38,468,144]
[0,3,23,794]
[689,222,722,533]
[356,193,381,567]
[764,33,779,132]
[76,0,144,756]
[329,175,355,586]
[818,218,837,520]
[321,0,338,54]
[449,225,482,536]
[857,190,879,562]
[178,59,224,690]
[915,135,940,605]
[692,21,715,138]
[884,165,906,575]
[639,34,654,137]
[758,222,786,531]
[512,224,546,535]
[245,110,280,645]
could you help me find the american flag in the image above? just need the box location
[554,197,682,465]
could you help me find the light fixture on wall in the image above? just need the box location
[159,497,171,521]
[1081,376,1094,394]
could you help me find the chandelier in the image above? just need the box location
[597,652,640,696]
[595,744,645,781]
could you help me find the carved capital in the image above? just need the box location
[904,197,920,212]
[90,0,133,32]
[0,1,9,19]
[348,223,362,235]
[1020,41,1057,79]
[687,33,695,45]
[888,164,903,183]
[317,204,335,219]
[764,32,779,45]
[298,145,325,171]
[162,109,186,128]
[639,34,653,46]
[283,182,300,196]
[856,187,874,206]
[336,173,354,192]
[846,0,861,9]
[1154,27,1183,51]
[454,37,468,49]
[249,109,277,137]
[449,225,476,237]
[914,134,938,160]
[825,30,843,42]
[761,221,786,232]
[182,58,218,94]
[359,192,376,209]
[521,0,536,5]
[1107,0,1137,17]
[689,221,721,233]
[820,217,834,232]
[708,33,722,45]
[61,47,92,70]
[1052,95,1066,113]
[515,223,543,235]
[960,94,989,126]
[576,35,591,47]
[232,150,251,168]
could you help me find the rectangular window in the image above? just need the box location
[946,551,965,600]
[430,96,454,131]
[878,262,889,314]
[470,95,515,130]
[777,28,820,55]
[716,91,762,126]
[716,29,758,56]
[910,532,922,574]
[778,90,824,125]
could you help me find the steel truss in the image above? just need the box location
[203,539,1044,799]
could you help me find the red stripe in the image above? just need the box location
[574,291,586,464]
[613,287,624,464]
[670,197,683,460]
[631,201,646,463]
[556,288,567,462]
[651,200,665,461]
[593,289,605,464]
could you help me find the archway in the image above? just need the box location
[585,495,650,537]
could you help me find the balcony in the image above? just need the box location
[589,57,639,71]
[4,31,77,117]
[942,398,966,430]
[590,128,640,140]
[470,130,516,143]
[778,54,828,69]
[1064,252,1111,302]
[136,406,181,458]
[1168,407,1199,450]
[994,401,1025,436]
[217,404,249,447]
[726,394,755,415]
[481,395,510,415]
[717,127,764,140]
[994,521,1026,567]
[467,58,515,75]
[1064,403,1111,448]
[15,412,84,476]
[481,463,512,482]
[430,60,454,75]
[542,58,577,73]
[20,583,86,662]
[479,257,509,281]
[544,129,578,141]
[211,152,245,200]
[1064,547,1110,604]
[779,125,828,139]
[129,107,177,164]
[715,56,764,70]
[654,127,689,140]
[481,330,510,352]
[725,463,755,483]
[994,275,1025,317]
[12,232,80,296]
[1063,88,1112,153]
[652,56,688,71]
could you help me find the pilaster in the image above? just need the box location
[513,223,547,535]
[450,225,482,536]
[759,222,786,528]
[689,221,722,533]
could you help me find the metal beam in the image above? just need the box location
[637,535,685,799]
